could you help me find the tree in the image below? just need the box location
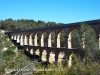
[71,23,98,62]
[46,22,56,26]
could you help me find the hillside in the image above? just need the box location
[0,29,30,75]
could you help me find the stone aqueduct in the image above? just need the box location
[5,19,100,67]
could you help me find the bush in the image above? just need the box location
[2,49,16,60]
[7,46,16,51]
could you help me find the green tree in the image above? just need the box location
[71,23,98,63]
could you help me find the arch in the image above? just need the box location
[24,34,28,45]
[39,31,47,47]
[35,49,40,56]
[26,48,29,52]
[43,32,47,47]
[67,27,75,49]
[45,31,52,47]
[16,34,20,43]
[20,34,24,46]
[68,53,73,67]
[36,32,41,46]
[36,31,48,47]
[51,29,64,48]
[29,33,33,46]
[14,34,17,40]
[49,51,55,63]
[34,33,38,46]
[63,27,75,49]
[59,29,66,48]
[41,50,47,61]
[68,32,72,49]
[30,48,33,55]
[48,30,55,47]
[58,51,65,63]
[11,34,14,39]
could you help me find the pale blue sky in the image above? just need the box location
[0,0,100,23]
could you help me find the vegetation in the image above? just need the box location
[0,18,66,47]
[71,23,99,62]
[70,23,100,75]
[31,23,100,75]
[0,18,100,75]
[0,18,58,31]
[31,54,99,75]
[0,32,30,75]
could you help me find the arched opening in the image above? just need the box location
[49,51,55,63]
[68,32,72,49]
[68,53,73,67]
[14,35,17,40]
[41,50,47,62]
[11,35,14,39]
[70,28,85,49]
[60,30,66,48]
[35,49,40,56]
[50,31,55,47]
[20,34,24,46]
[27,49,40,61]
[26,48,28,52]
[58,51,65,63]
[30,48,33,55]
[43,32,47,47]
[37,33,40,46]
[34,33,38,46]
[29,34,33,46]
[24,34,28,45]
[46,32,52,47]
[38,32,47,47]
[17,35,20,43]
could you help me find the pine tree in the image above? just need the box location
[71,23,98,63]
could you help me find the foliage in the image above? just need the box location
[0,18,67,47]
[7,46,16,51]
[0,32,30,74]
[71,23,98,62]
[67,54,100,75]
[0,18,57,31]
[0,19,100,75]
[2,49,16,60]
[71,29,83,49]
[15,51,30,68]
[0,33,5,74]
[30,55,100,75]
[32,63,67,75]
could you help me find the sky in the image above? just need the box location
[0,0,100,23]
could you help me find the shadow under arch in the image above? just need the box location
[29,49,40,61]
[24,48,41,61]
